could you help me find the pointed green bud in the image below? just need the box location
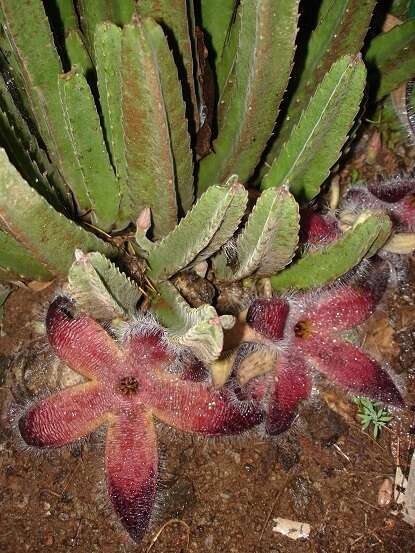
[135,208,154,253]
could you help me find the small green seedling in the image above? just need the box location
[353,396,393,439]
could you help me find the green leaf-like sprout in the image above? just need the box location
[353,396,393,439]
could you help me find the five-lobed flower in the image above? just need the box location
[18,296,262,543]
[244,276,403,434]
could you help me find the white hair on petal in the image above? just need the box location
[116,312,185,361]
[382,254,409,285]
[117,310,160,340]
[7,392,96,461]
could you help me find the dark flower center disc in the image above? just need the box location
[119,376,139,396]
[294,319,313,339]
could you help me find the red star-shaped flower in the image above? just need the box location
[18,297,262,542]
[245,277,403,434]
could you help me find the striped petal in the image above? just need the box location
[299,209,338,246]
[299,334,403,406]
[246,297,289,341]
[265,352,311,435]
[300,286,375,333]
[46,296,124,379]
[19,382,111,447]
[105,407,158,543]
[123,325,172,373]
[148,375,263,435]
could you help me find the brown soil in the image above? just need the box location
[0,261,415,553]
[1,136,415,553]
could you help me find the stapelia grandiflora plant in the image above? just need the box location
[0,0,414,287]
[242,266,403,435]
[0,0,414,545]
[19,296,262,541]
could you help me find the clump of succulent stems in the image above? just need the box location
[0,0,413,544]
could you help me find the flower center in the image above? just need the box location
[119,376,139,396]
[294,319,313,339]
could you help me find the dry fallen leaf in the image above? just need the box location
[397,305,415,330]
[323,390,356,425]
[237,348,276,386]
[392,453,415,527]
[363,311,400,362]
[272,518,311,540]
[26,280,54,292]
[210,351,237,388]
[377,477,393,507]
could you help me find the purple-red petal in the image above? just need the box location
[105,408,158,543]
[246,297,289,341]
[179,357,210,382]
[300,286,376,333]
[19,382,111,447]
[300,209,338,246]
[299,334,403,406]
[148,375,263,435]
[46,297,124,380]
[368,179,414,203]
[395,194,415,231]
[265,352,311,435]
[124,326,172,369]
[346,181,415,231]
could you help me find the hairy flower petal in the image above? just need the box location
[301,286,375,332]
[299,334,403,406]
[149,376,263,435]
[346,181,415,231]
[123,328,173,375]
[246,298,289,341]
[300,209,338,246]
[368,179,414,203]
[46,297,124,380]
[265,352,311,435]
[106,408,158,543]
[19,382,111,447]
[397,194,415,231]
